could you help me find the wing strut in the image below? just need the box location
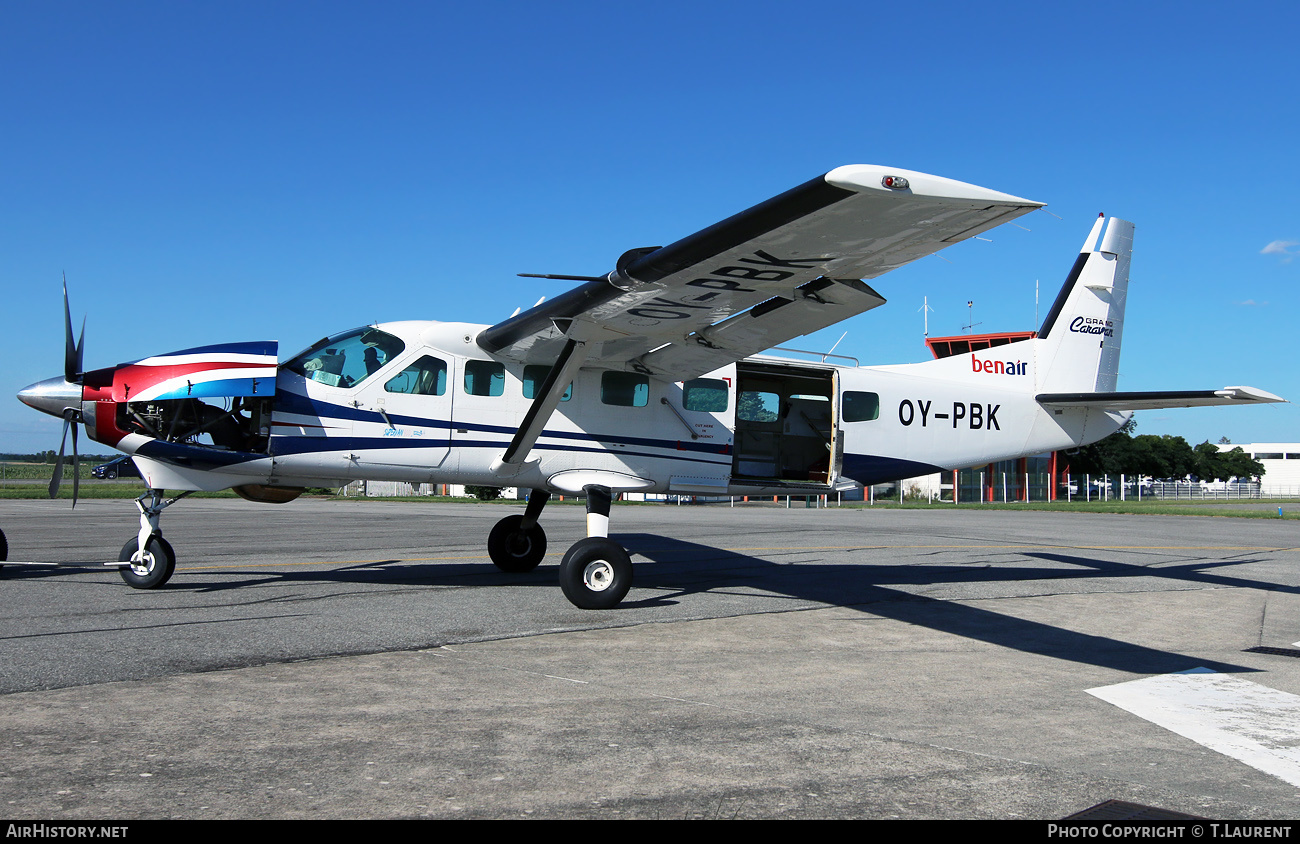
[490,337,590,476]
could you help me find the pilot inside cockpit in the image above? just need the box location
[286,327,406,389]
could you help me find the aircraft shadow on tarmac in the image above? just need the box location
[7,532,1286,675]
[619,534,1276,675]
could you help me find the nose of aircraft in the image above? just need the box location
[17,376,83,419]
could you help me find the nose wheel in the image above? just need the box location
[114,488,190,589]
[118,535,176,589]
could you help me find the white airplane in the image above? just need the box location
[14,165,1283,608]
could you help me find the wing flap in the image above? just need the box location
[632,278,887,381]
[1036,386,1285,411]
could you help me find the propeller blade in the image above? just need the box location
[62,276,84,384]
[75,318,85,380]
[70,417,80,508]
[49,415,69,499]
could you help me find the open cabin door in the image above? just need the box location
[732,362,839,487]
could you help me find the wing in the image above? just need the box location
[477,165,1043,380]
[1036,387,1285,411]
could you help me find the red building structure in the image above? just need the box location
[924,330,1067,502]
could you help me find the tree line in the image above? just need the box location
[1063,421,1263,482]
[3,451,115,463]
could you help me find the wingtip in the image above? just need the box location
[1219,386,1287,404]
[825,164,1044,208]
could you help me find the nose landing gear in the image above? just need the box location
[118,488,191,589]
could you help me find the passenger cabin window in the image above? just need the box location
[285,327,405,389]
[601,372,648,407]
[683,378,728,412]
[385,356,447,396]
[464,361,505,397]
[523,365,572,401]
[843,391,881,422]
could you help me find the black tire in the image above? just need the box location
[118,535,176,589]
[487,515,547,573]
[0,526,7,572]
[105,470,118,480]
[558,537,632,610]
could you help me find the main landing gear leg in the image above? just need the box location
[487,489,550,573]
[118,488,188,589]
[558,484,632,610]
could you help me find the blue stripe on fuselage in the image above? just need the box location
[839,453,943,486]
[272,388,732,457]
[267,434,732,468]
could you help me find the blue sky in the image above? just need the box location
[3,0,1297,455]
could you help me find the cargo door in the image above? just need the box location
[732,362,836,485]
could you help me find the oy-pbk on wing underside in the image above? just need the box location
[13,167,1284,608]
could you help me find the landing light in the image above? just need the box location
[882,175,909,190]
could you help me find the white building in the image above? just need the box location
[1218,443,1300,494]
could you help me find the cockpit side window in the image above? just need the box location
[385,355,447,396]
[284,327,405,389]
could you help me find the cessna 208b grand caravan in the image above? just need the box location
[14,165,1283,608]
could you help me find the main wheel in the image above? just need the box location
[487,515,547,573]
[118,535,176,589]
[558,537,632,610]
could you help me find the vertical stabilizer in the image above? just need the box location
[1034,215,1133,392]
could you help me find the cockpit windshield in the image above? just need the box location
[283,327,405,389]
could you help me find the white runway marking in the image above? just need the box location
[1088,668,1300,787]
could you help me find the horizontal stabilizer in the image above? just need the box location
[1036,386,1284,411]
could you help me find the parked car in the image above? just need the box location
[93,456,139,480]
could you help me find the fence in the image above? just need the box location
[1055,476,1300,501]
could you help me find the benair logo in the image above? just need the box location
[972,357,1027,376]
[1069,316,1114,336]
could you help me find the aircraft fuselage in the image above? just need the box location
[73,318,1119,498]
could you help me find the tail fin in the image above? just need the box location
[1034,214,1133,393]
